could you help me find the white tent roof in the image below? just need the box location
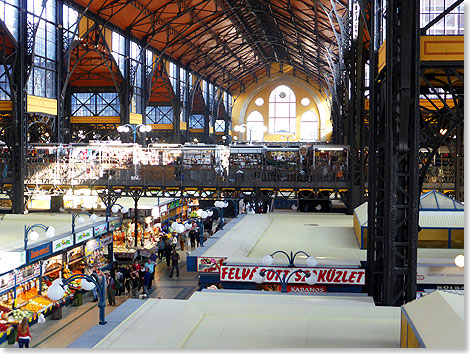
[402,290,464,349]
[419,190,464,211]
[354,191,464,228]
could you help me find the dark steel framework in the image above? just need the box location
[366,0,420,306]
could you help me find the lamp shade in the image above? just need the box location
[214,201,220,208]
[223,202,228,208]
[81,278,96,291]
[117,125,125,132]
[139,125,147,132]
[177,224,185,233]
[47,279,66,301]
[121,206,129,214]
[253,271,265,284]
[185,223,192,230]
[29,231,40,241]
[454,254,464,268]
[262,255,273,266]
[89,214,98,222]
[306,256,318,267]
[111,205,120,213]
[196,209,203,217]
[305,272,318,285]
[200,211,208,219]
[291,204,298,210]
[45,226,55,238]
[77,216,85,224]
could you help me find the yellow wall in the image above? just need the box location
[232,72,332,142]
[451,229,464,248]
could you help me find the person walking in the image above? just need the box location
[169,248,180,278]
[144,258,155,288]
[164,239,173,267]
[157,237,165,261]
[130,269,139,299]
[142,266,151,298]
[189,227,197,249]
[179,230,187,251]
[106,274,116,306]
[16,317,32,348]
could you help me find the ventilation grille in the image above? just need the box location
[304,223,319,226]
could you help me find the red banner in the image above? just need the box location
[219,265,365,285]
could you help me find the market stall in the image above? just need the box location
[0,212,119,344]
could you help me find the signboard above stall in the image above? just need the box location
[17,263,41,285]
[27,242,52,263]
[94,223,108,237]
[159,204,168,215]
[84,239,100,257]
[108,219,122,232]
[75,228,93,244]
[219,266,366,285]
[0,251,26,274]
[168,200,182,210]
[0,272,15,294]
[52,235,73,253]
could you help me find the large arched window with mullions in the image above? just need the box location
[269,85,296,134]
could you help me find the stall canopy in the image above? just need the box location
[353,191,464,249]
[401,290,464,348]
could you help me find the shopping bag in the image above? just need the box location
[38,313,46,323]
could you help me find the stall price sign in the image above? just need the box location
[0,251,26,274]
[197,257,226,273]
[94,224,108,237]
[16,263,41,285]
[84,239,100,257]
[108,219,122,232]
[75,228,94,243]
[27,242,52,263]
[52,235,73,253]
[219,265,365,285]
[0,272,15,294]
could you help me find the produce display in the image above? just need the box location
[21,303,43,313]
[63,268,73,279]
[31,296,53,307]
[17,288,38,302]
[0,305,11,314]
[0,322,11,332]
[9,309,33,322]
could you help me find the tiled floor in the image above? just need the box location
[0,249,199,349]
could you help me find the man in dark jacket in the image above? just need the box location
[164,239,173,266]
[169,249,180,278]
[142,266,151,298]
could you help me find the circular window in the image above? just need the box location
[255,97,264,106]
[301,97,311,106]
[279,92,286,98]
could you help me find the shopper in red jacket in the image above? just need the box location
[16,317,32,348]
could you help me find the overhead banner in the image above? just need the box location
[0,272,15,294]
[417,265,464,285]
[0,251,26,274]
[52,235,73,253]
[75,228,94,244]
[219,266,366,285]
[84,239,100,257]
[17,263,41,285]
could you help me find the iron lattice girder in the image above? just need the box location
[366,0,420,306]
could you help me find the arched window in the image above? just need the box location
[300,111,319,141]
[269,85,296,134]
[246,111,265,142]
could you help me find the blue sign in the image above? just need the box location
[28,242,52,262]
